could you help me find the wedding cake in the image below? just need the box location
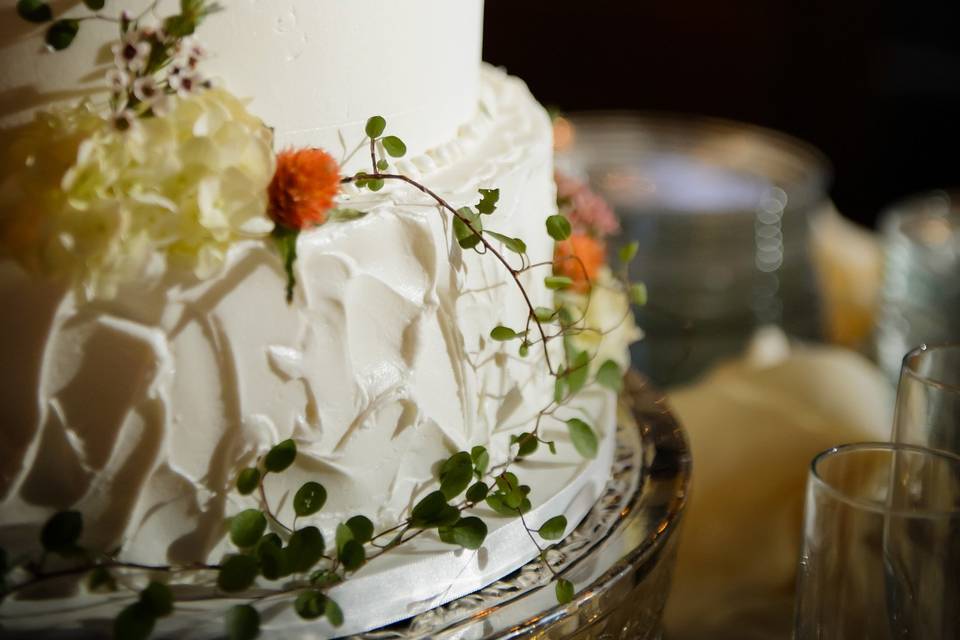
[0,1,641,637]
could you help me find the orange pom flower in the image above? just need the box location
[554,233,606,292]
[268,148,341,230]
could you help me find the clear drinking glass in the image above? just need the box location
[893,343,960,454]
[794,442,960,640]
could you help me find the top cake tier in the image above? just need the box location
[0,0,483,168]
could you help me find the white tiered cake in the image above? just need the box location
[0,1,635,636]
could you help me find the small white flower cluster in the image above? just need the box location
[0,89,276,299]
[561,268,643,374]
[106,19,210,131]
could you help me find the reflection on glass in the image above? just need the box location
[893,343,960,455]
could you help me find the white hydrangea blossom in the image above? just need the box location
[0,88,275,299]
[562,267,643,373]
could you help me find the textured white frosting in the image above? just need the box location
[0,0,482,171]
[0,68,582,570]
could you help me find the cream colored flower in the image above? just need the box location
[0,88,275,299]
[560,267,643,373]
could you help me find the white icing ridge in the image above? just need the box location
[0,67,570,572]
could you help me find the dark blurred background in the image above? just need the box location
[483,0,960,228]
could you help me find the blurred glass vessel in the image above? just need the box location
[876,191,960,381]
[558,113,830,386]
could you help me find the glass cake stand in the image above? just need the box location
[353,371,691,640]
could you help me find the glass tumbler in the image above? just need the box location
[893,343,960,454]
[795,443,960,640]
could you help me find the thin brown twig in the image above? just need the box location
[342,170,555,374]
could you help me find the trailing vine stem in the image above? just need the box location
[341,138,556,374]
[4,560,219,599]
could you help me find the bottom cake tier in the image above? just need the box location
[0,372,688,639]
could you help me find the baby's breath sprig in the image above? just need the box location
[17,0,221,130]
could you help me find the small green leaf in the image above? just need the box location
[367,178,385,191]
[567,418,599,459]
[453,207,483,250]
[466,481,488,503]
[310,569,342,587]
[471,446,489,475]
[486,230,527,255]
[294,590,327,620]
[515,432,538,457]
[294,481,327,517]
[256,536,288,580]
[476,188,500,215]
[490,326,517,341]
[335,522,354,554]
[139,581,173,617]
[545,276,574,290]
[346,515,374,544]
[325,598,344,627]
[163,14,197,38]
[382,135,406,157]
[556,578,575,604]
[439,452,473,501]
[629,282,648,306]
[519,341,530,357]
[376,159,389,171]
[285,526,324,573]
[485,493,531,517]
[410,491,458,528]
[595,360,623,392]
[217,555,259,593]
[566,350,590,395]
[339,539,366,571]
[235,468,260,496]
[87,567,116,593]
[538,515,568,541]
[45,19,79,51]
[619,241,639,264]
[534,306,557,322]
[328,208,368,222]
[258,533,282,549]
[17,0,52,23]
[546,215,572,241]
[554,370,567,403]
[547,440,558,455]
[225,604,260,640]
[365,115,386,138]
[495,472,519,495]
[114,602,155,640]
[41,511,82,554]
[230,510,267,548]
[83,0,105,9]
[438,516,487,550]
[411,490,447,524]
[263,439,296,473]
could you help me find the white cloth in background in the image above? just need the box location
[663,327,894,639]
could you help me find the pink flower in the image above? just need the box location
[555,171,620,239]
